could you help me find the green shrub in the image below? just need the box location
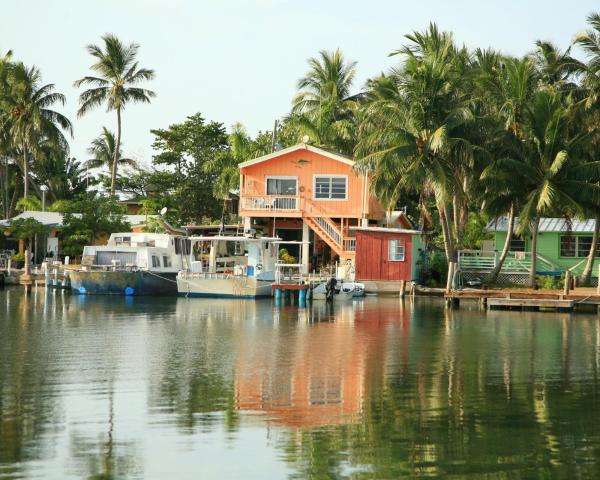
[537,274,564,290]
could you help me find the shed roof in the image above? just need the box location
[487,217,597,233]
[238,144,355,169]
[353,226,422,235]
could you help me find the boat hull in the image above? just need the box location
[69,270,178,295]
[177,274,273,298]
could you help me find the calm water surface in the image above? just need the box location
[1,288,600,479]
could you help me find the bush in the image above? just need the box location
[11,252,25,263]
[537,274,564,290]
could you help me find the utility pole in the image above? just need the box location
[271,119,279,153]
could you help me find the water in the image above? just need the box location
[1,288,600,479]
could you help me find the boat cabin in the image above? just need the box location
[80,232,187,272]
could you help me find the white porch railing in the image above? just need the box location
[343,238,356,252]
[457,250,561,274]
[241,195,299,212]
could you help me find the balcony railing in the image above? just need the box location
[241,195,299,212]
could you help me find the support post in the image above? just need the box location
[299,288,306,307]
[597,264,600,295]
[399,280,406,299]
[302,221,310,275]
[563,270,571,296]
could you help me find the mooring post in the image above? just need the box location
[563,270,571,296]
[44,262,50,288]
[399,280,406,299]
[299,288,306,307]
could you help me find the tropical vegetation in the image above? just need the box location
[3,15,600,285]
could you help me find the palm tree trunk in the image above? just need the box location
[23,149,29,198]
[581,215,600,285]
[110,108,122,196]
[489,204,514,283]
[528,215,540,288]
[437,199,456,263]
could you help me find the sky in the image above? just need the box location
[3,0,599,167]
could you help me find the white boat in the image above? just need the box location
[177,235,279,298]
[310,280,364,301]
[69,233,187,295]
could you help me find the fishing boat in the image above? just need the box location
[176,235,279,298]
[69,233,188,295]
[310,279,364,301]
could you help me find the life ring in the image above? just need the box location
[299,186,305,192]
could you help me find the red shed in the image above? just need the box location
[354,227,423,293]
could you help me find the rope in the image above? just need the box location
[143,270,178,284]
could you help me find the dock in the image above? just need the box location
[445,288,600,313]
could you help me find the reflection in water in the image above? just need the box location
[1,289,600,478]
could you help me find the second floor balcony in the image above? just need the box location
[241,195,300,213]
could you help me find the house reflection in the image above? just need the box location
[235,300,411,427]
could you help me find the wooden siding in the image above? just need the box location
[355,231,413,281]
[240,147,383,219]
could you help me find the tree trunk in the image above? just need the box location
[111,108,122,196]
[528,215,540,288]
[437,198,456,263]
[489,204,514,283]
[23,149,29,199]
[581,215,600,285]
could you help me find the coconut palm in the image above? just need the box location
[74,34,154,196]
[530,40,582,92]
[2,62,72,199]
[507,91,600,287]
[574,12,600,108]
[356,24,474,263]
[290,49,359,154]
[86,127,135,172]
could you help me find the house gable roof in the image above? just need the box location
[238,144,355,169]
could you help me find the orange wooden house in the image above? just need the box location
[239,143,386,273]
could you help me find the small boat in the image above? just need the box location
[310,279,364,301]
[69,233,187,295]
[177,235,279,298]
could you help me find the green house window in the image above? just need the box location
[509,235,525,252]
[560,236,576,257]
[559,235,600,257]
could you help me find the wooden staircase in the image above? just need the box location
[304,216,356,260]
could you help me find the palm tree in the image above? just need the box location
[356,24,474,263]
[2,62,72,199]
[530,40,582,92]
[290,49,359,154]
[74,34,154,196]
[574,12,600,108]
[86,127,135,171]
[510,91,600,286]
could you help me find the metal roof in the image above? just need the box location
[0,211,156,228]
[487,217,597,233]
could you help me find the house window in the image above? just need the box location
[388,239,405,261]
[509,235,525,252]
[560,235,576,257]
[568,236,600,257]
[151,255,161,268]
[314,176,347,200]
[163,255,172,268]
[266,177,297,195]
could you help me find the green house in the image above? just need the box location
[487,217,598,277]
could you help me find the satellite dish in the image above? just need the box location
[302,135,310,144]
[160,207,167,216]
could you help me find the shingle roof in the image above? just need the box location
[487,217,597,233]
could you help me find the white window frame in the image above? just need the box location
[312,174,348,201]
[265,176,298,196]
[388,239,405,261]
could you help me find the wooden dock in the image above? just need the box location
[445,288,600,313]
